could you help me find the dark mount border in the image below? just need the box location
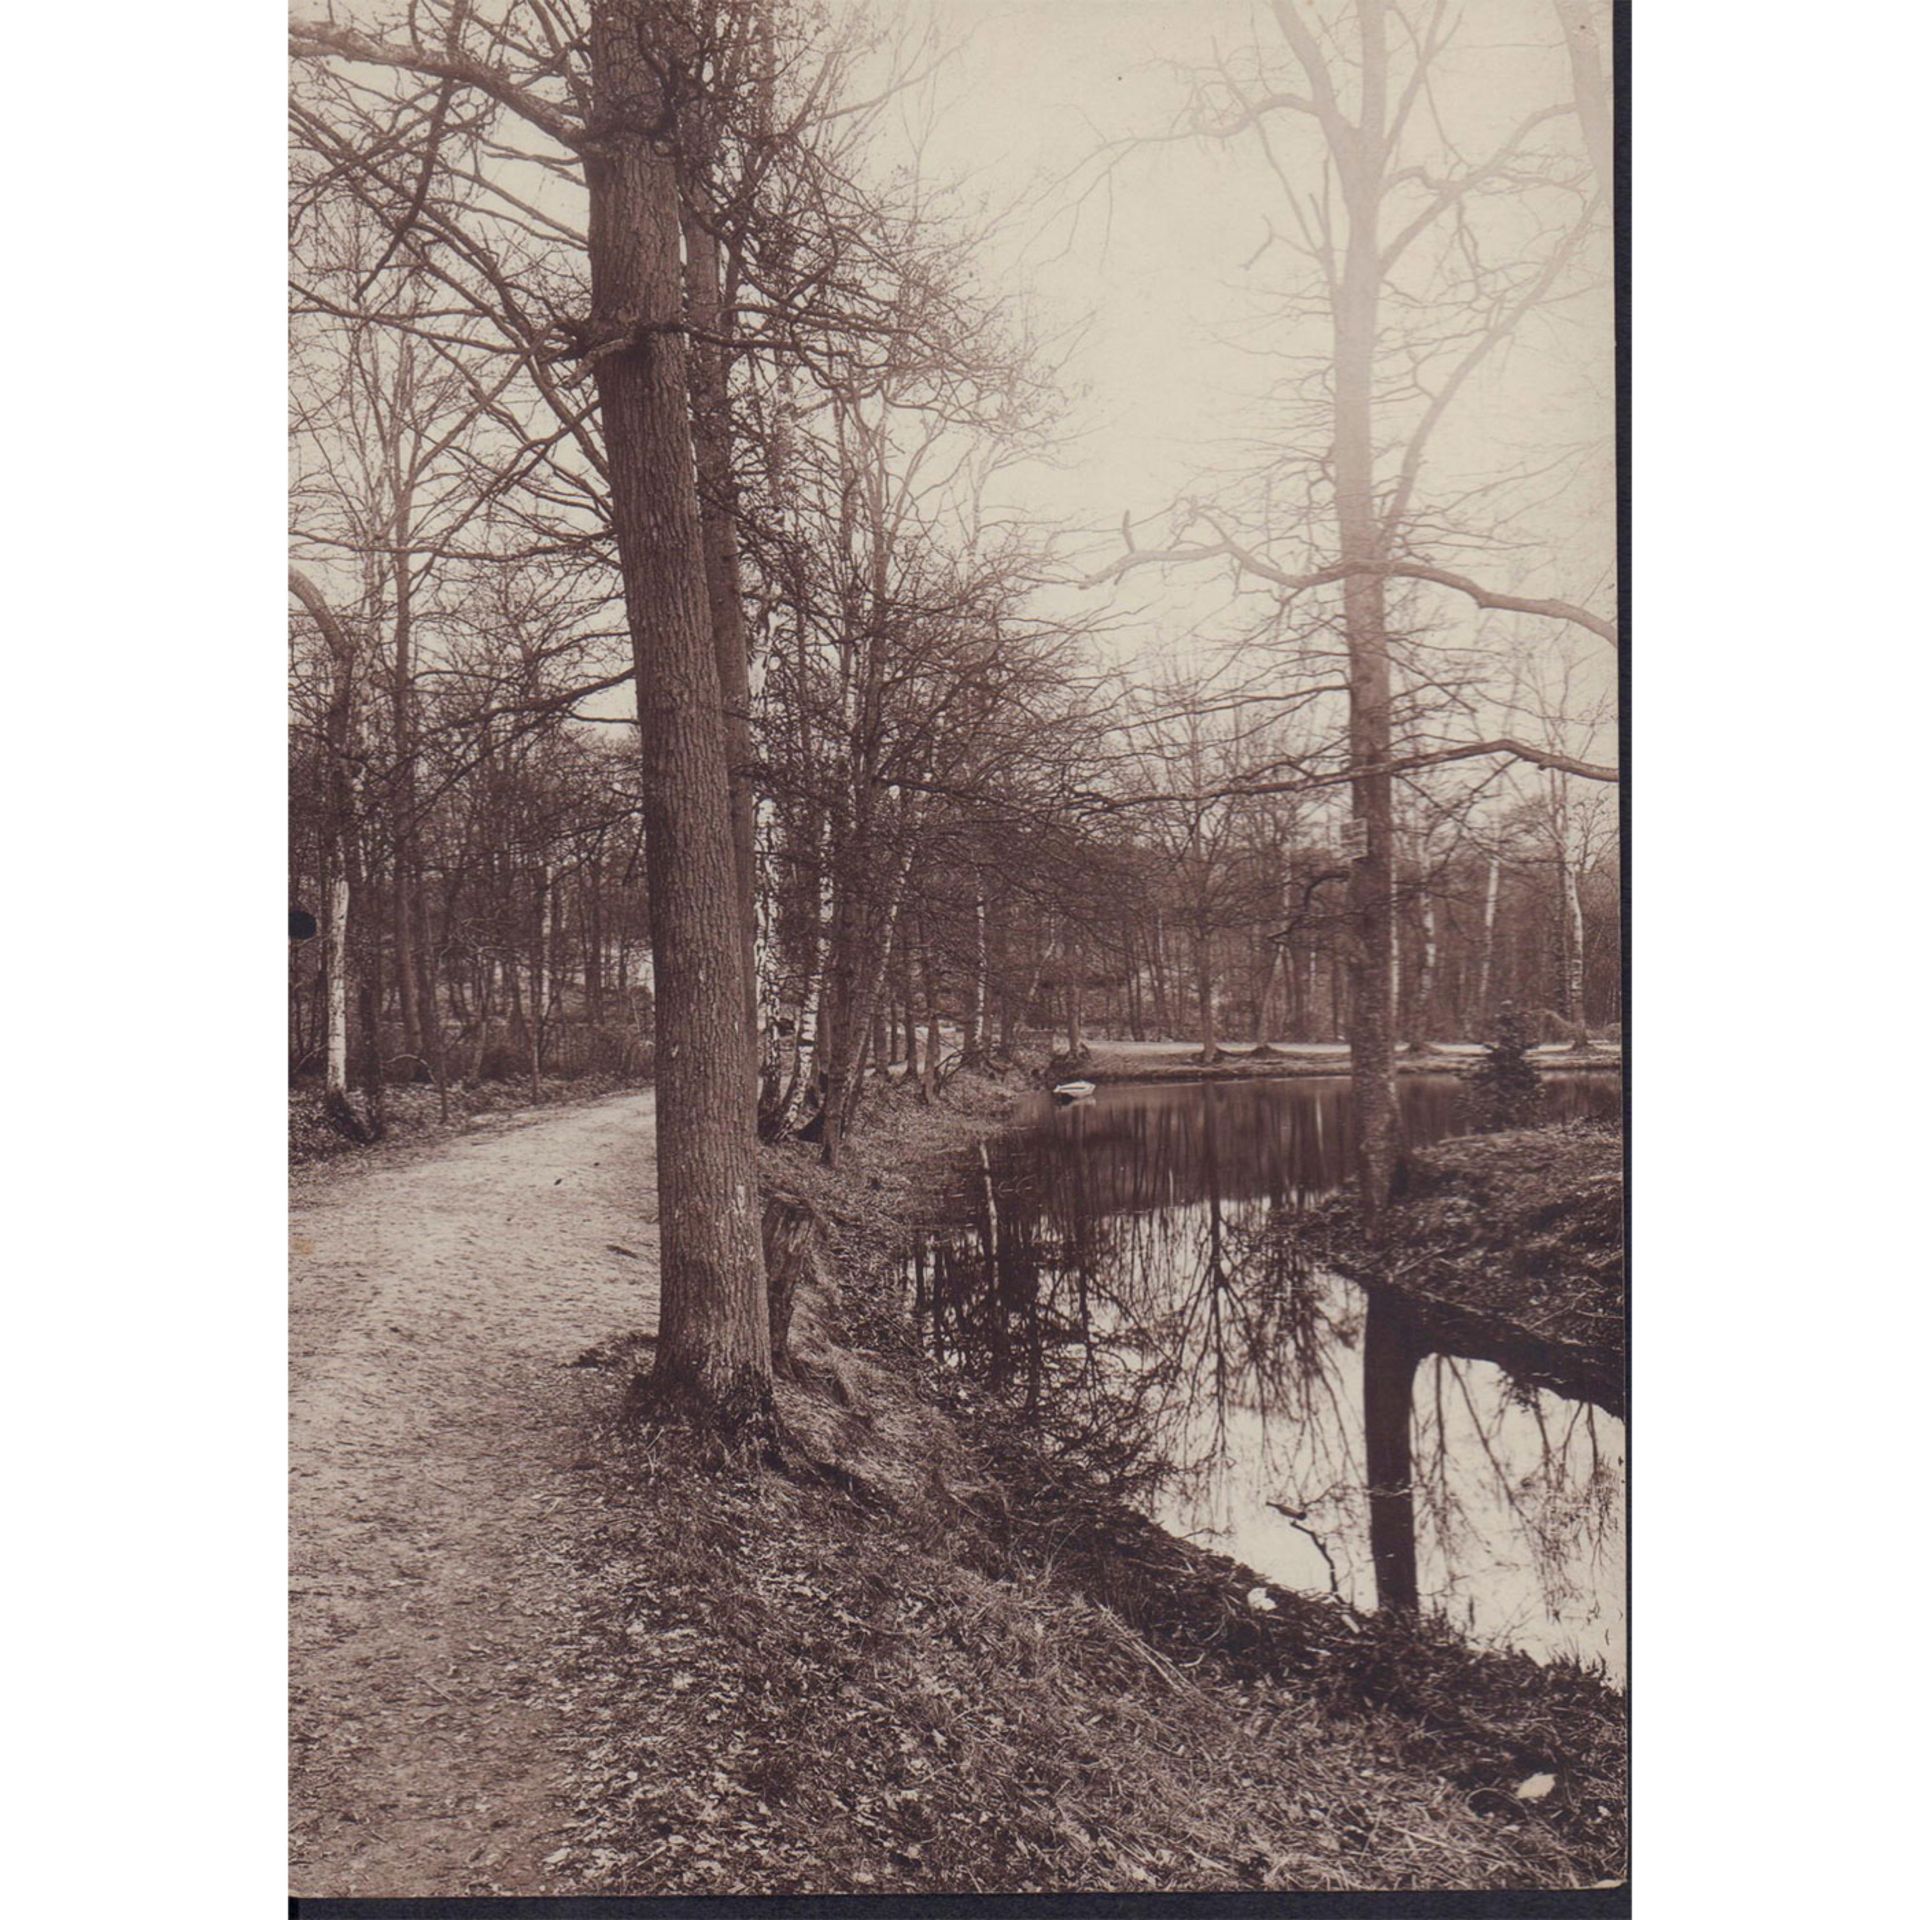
[293,1893,1631,1920]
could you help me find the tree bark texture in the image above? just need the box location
[681,191,759,1061]
[589,0,770,1430]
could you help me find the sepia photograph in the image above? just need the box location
[286,0,1624,1905]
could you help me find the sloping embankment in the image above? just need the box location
[548,1079,1626,1895]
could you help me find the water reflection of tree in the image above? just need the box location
[1413,1363,1623,1647]
[908,1088,1622,1665]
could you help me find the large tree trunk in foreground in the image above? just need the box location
[590,0,770,1433]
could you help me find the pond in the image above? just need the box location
[902,1071,1625,1682]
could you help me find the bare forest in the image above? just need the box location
[290,0,1623,1900]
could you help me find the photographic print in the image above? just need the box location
[289,0,1624,1903]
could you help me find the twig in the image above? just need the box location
[1269,1500,1344,1600]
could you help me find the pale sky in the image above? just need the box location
[846,0,1618,753]
[293,0,1617,772]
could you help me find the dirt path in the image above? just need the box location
[290,1091,660,1897]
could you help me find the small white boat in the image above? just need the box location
[1052,1080,1096,1101]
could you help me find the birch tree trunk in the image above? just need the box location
[1403,838,1439,1052]
[291,566,370,1141]
[919,933,942,1103]
[530,862,550,1102]
[902,944,920,1080]
[1563,855,1589,1047]
[1478,849,1502,1030]
[963,867,989,1060]
[326,874,351,1101]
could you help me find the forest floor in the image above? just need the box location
[289,1075,1626,1898]
[1078,1038,1623,1083]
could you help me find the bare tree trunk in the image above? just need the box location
[1194,918,1219,1061]
[1064,931,1084,1058]
[1478,849,1502,1029]
[681,191,758,1065]
[530,863,550,1103]
[1147,910,1171,1038]
[822,844,914,1157]
[1564,856,1589,1047]
[963,866,989,1059]
[1404,839,1440,1052]
[919,937,941,1103]
[414,882,449,1121]
[902,942,920,1079]
[353,868,387,1139]
[1252,937,1282,1052]
[1330,12,1402,1225]
[471,956,494,1084]
[1122,916,1145,1041]
[1553,0,1613,199]
[766,863,827,1139]
[590,0,770,1433]
[292,567,374,1141]
[1017,921,1058,1034]
[390,495,424,1067]
[326,874,351,1100]
[584,854,604,1026]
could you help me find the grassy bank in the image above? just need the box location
[1321,1121,1625,1410]
[544,1073,1627,1895]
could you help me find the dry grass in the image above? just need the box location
[549,1415,1622,1894]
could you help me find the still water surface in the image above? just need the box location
[904,1072,1625,1682]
